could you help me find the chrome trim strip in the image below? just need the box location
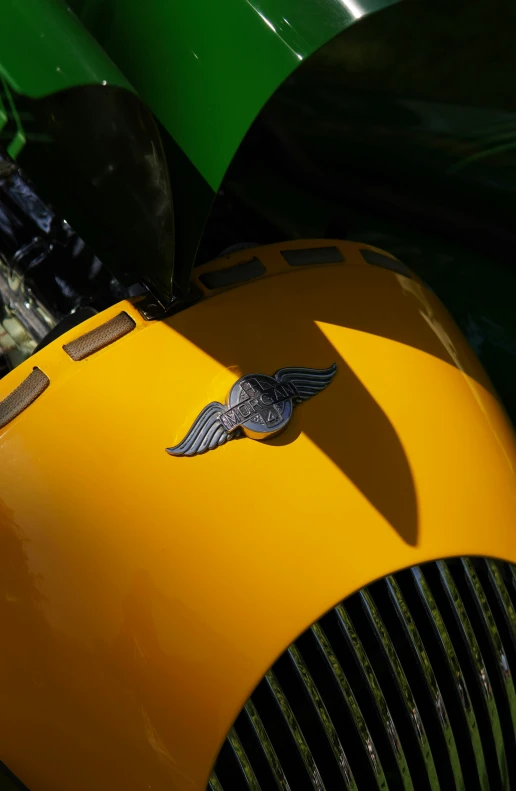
[311,622,389,790]
[228,727,262,790]
[265,669,326,790]
[208,772,224,791]
[438,560,508,788]
[287,643,358,790]
[411,566,489,791]
[385,576,464,790]
[244,699,291,790]
[359,588,440,791]
[334,603,414,791]
[463,560,516,741]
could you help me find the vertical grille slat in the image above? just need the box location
[462,559,516,743]
[311,622,389,790]
[486,559,516,653]
[438,560,508,788]
[265,669,326,790]
[286,643,358,790]
[210,558,516,791]
[358,589,440,791]
[385,576,465,790]
[243,699,291,791]
[411,566,489,791]
[227,728,262,790]
[208,773,224,791]
[510,565,516,597]
[334,603,414,791]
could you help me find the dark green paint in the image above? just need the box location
[0,0,516,427]
[217,0,516,422]
[0,0,132,99]
[0,0,399,298]
[70,0,399,190]
[0,79,25,159]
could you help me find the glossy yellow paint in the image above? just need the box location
[0,240,515,791]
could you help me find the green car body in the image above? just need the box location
[1,0,396,187]
[0,0,515,410]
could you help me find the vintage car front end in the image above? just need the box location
[2,0,516,788]
[1,239,516,790]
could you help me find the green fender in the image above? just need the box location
[0,0,398,190]
[0,0,132,97]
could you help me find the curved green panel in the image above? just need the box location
[0,0,132,97]
[72,0,399,190]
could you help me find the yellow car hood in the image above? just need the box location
[0,241,515,791]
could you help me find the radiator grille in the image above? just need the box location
[209,558,516,790]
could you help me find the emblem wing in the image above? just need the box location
[274,363,337,401]
[166,402,233,457]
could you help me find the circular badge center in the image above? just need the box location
[228,373,294,439]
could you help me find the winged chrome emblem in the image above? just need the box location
[166,364,337,457]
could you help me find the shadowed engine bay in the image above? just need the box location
[0,154,131,376]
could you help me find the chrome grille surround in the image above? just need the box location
[209,558,516,790]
